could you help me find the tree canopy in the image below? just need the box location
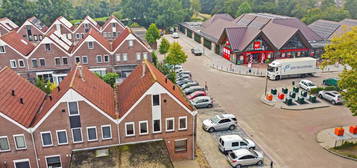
[159,38,170,55]
[145,24,161,45]
[321,27,357,115]
[164,42,187,65]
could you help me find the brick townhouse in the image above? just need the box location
[0,61,197,168]
[0,18,152,84]
[17,16,48,42]
[0,18,18,36]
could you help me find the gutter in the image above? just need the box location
[30,131,40,168]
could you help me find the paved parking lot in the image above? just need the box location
[162,34,357,168]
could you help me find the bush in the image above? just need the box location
[310,87,324,94]
[325,86,338,91]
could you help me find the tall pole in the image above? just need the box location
[264,71,268,95]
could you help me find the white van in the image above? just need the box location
[218,135,256,154]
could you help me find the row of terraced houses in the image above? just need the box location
[0,16,152,84]
[0,60,197,168]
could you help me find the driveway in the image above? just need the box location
[161,34,357,168]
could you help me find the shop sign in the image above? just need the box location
[253,41,261,49]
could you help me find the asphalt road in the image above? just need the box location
[162,34,357,168]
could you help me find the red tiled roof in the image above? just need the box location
[32,65,116,125]
[0,67,46,128]
[117,61,194,117]
[0,31,35,56]
[112,27,130,50]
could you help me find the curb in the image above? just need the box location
[259,96,275,106]
[280,104,330,110]
[211,66,265,77]
[321,146,357,162]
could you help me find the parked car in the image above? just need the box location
[177,74,191,81]
[218,135,256,154]
[181,81,199,90]
[190,96,213,108]
[323,78,339,87]
[318,91,343,105]
[202,114,237,133]
[173,65,183,73]
[227,149,264,168]
[172,32,179,38]
[183,86,205,95]
[191,47,203,56]
[187,90,206,100]
[299,79,317,91]
[177,71,192,77]
[176,79,193,86]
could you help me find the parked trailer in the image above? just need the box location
[267,57,317,80]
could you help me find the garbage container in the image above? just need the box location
[271,89,277,95]
[289,92,296,98]
[285,98,293,105]
[301,91,307,97]
[309,96,316,103]
[297,97,304,104]
[282,88,288,94]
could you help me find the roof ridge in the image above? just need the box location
[0,66,8,73]
[69,65,79,87]
[144,60,157,81]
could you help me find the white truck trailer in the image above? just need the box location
[267,57,317,80]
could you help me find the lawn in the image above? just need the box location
[330,142,357,159]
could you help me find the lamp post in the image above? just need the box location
[264,71,268,96]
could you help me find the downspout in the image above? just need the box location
[192,111,197,160]
[30,130,40,168]
[117,121,121,145]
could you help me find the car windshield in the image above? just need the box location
[307,83,315,86]
[210,116,220,123]
[250,150,258,157]
[267,65,275,72]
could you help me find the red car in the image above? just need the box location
[187,91,207,100]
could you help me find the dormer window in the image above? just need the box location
[0,46,5,53]
[128,40,133,47]
[112,23,116,28]
[45,44,51,51]
[88,42,94,49]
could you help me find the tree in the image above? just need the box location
[156,62,176,82]
[191,0,201,15]
[1,0,36,25]
[236,1,252,17]
[223,0,242,17]
[159,38,170,55]
[152,52,158,66]
[345,0,357,19]
[321,27,357,115]
[164,42,187,65]
[36,0,74,25]
[145,23,160,45]
[96,72,119,88]
[302,8,323,24]
[35,78,53,94]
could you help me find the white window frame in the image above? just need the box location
[143,52,148,60]
[54,57,61,66]
[67,101,80,116]
[82,56,88,64]
[56,130,68,145]
[115,54,121,62]
[13,134,27,150]
[75,56,81,63]
[0,45,6,53]
[166,118,175,132]
[18,59,25,68]
[76,33,80,39]
[123,53,128,61]
[96,55,103,63]
[71,128,83,144]
[10,59,17,68]
[128,40,133,47]
[0,136,10,152]
[45,43,51,51]
[104,55,110,63]
[13,159,31,168]
[136,52,141,60]
[178,116,188,130]
[139,120,148,135]
[62,57,68,65]
[31,58,38,68]
[88,41,94,49]
[40,131,53,147]
[125,122,135,137]
[101,125,112,140]
[175,138,188,152]
[86,126,98,142]
[152,119,162,134]
[45,155,62,168]
[39,58,46,66]
[152,94,160,106]
[67,33,72,40]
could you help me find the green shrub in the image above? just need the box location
[325,86,338,91]
[310,87,324,94]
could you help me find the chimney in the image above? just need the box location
[141,63,146,78]
[57,87,61,92]
[11,90,15,96]
[173,85,175,90]
[165,78,168,83]
[49,95,52,101]
[20,98,24,104]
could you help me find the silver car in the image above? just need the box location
[202,114,237,133]
[183,86,205,95]
[318,91,343,105]
[181,81,199,90]
[190,96,213,109]
[227,149,264,168]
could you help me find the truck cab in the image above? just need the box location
[267,57,317,80]
[267,61,281,80]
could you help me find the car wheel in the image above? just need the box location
[257,160,263,166]
[208,127,215,133]
[235,164,242,168]
[276,76,280,80]
[332,100,336,105]
[249,147,255,150]
[207,104,213,108]
[318,94,323,99]
[229,125,236,130]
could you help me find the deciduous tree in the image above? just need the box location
[236,1,252,17]
[165,42,187,65]
[145,23,160,45]
[159,38,170,55]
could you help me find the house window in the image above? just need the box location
[88,42,94,49]
[39,35,43,40]
[13,134,26,150]
[14,159,30,168]
[41,131,53,147]
[76,33,80,39]
[136,52,141,60]
[153,119,161,133]
[34,35,38,41]
[175,139,187,152]
[82,56,88,64]
[68,102,79,116]
[166,118,174,132]
[152,95,160,106]
[128,40,133,47]
[101,125,112,140]
[46,156,61,168]
[179,116,187,130]
[112,23,116,28]
[0,46,5,53]
[62,57,68,65]
[56,130,68,145]
[45,44,51,51]
[115,54,121,62]
[67,33,72,40]
[143,52,148,60]
[96,55,103,63]
[10,60,17,68]
[32,59,38,68]
[54,57,61,65]
[125,122,135,137]
[122,53,128,61]
[18,59,25,68]
[104,55,110,63]
[68,102,81,128]
[72,128,83,143]
[0,136,10,152]
[75,56,81,63]
[87,127,98,141]
[39,58,46,66]
[139,121,148,135]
